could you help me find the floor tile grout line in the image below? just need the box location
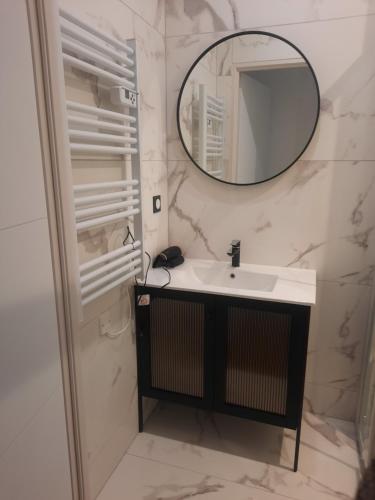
[165,11,375,39]
[126,450,299,500]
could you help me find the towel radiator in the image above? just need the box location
[58,9,143,307]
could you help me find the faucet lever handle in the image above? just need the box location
[231,239,240,247]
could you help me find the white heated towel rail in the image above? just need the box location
[79,241,142,306]
[74,180,140,231]
[197,84,225,180]
[59,9,143,306]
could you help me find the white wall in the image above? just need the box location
[0,1,72,499]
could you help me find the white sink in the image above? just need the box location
[143,258,316,306]
[192,261,277,292]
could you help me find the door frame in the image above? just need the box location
[230,58,306,182]
[27,1,88,498]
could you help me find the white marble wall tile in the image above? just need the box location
[126,403,360,500]
[304,383,358,421]
[166,0,375,37]
[98,453,289,500]
[266,16,375,161]
[216,39,232,76]
[231,34,301,64]
[134,15,167,161]
[120,0,165,35]
[307,281,371,392]
[201,44,216,73]
[141,161,169,259]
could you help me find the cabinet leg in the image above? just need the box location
[138,391,143,433]
[293,424,301,472]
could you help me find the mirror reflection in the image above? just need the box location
[178,33,320,185]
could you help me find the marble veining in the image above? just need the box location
[286,242,326,268]
[98,403,360,500]
[166,0,375,37]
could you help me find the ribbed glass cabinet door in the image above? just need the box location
[214,297,309,428]
[137,289,214,407]
[149,297,205,397]
[225,306,291,415]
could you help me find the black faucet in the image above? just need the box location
[227,240,241,267]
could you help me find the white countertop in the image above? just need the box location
[142,258,316,306]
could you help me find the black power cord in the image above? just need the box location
[136,251,151,305]
[123,225,136,248]
[160,267,171,288]
[124,225,170,303]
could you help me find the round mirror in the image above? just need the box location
[177,32,320,185]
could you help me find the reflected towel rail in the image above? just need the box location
[197,84,225,179]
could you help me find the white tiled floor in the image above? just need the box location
[98,403,360,500]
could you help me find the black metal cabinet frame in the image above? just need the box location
[135,285,311,471]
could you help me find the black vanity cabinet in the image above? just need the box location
[135,285,311,471]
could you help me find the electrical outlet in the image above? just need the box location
[138,294,150,306]
[153,195,161,213]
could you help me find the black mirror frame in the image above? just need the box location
[176,30,321,187]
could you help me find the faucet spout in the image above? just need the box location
[227,240,241,267]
